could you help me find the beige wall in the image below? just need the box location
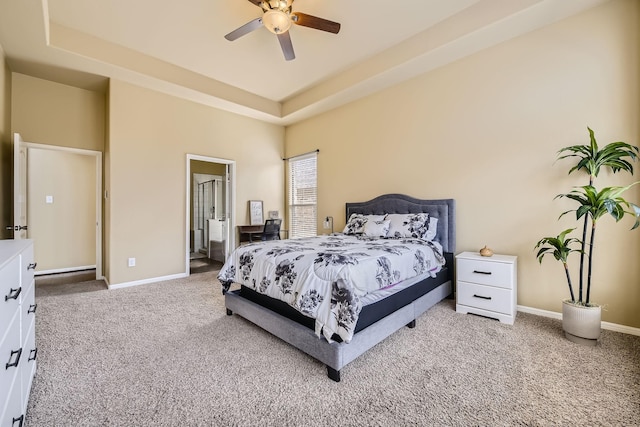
[285,0,640,327]
[27,148,96,271]
[11,73,105,151]
[108,79,284,285]
[191,159,226,176]
[0,44,11,239]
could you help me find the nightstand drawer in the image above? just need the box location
[457,258,513,289]
[457,281,513,315]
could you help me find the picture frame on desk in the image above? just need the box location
[249,200,263,225]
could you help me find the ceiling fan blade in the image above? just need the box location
[277,32,295,61]
[291,12,340,34]
[224,17,263,41]
[247,0,263,6]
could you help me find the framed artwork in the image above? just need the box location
[249,200,264,225]
[268,210,279,219]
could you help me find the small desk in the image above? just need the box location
[238,225,264,243]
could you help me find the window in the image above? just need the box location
[288,152,317,238]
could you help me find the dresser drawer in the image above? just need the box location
[20,244,35,293]
[0,257,21,333]
[0,312,21,415]
[457,258,514,289]
[21,320,37,411]
[457,281,513,315]
[21,281,36,344]
[0,370,22,427]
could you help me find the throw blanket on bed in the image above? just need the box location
[218,235,445,343]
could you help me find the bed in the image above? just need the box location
[219,194,455,381]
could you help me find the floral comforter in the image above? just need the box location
[217,235,445,343]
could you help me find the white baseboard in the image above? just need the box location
[108,272,188,290]
[35,265,97,276]
[517,305,640,337]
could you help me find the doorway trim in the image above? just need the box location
[21,141,103,279]
[185,154,236,276]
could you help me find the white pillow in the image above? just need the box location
[387,213,429,239]
[363,219,391,237]
[424,217,438,241]
[364,214,386,223]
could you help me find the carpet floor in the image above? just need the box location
[25,271,640,426]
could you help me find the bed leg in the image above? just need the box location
[327,366,341,382]
[226,308,233,316]
[406,319,416,328]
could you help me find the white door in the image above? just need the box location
[12,133,28,240]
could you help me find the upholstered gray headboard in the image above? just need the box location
[345,194,456,254]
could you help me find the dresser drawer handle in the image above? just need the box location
[473,294,492,300]
[28,304,38,314]
[473,270,492,275]
[5,287,22,301]
[27,262,37,270]
[28,348,38,362]
[5,348,22,369]
[12,415,24,427]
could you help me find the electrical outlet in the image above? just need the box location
[128,258,136,267]
[323,220,331,229]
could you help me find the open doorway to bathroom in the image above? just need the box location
[186,155,235,275]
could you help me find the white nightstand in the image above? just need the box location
[455,251,517,325]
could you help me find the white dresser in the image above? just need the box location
[0,240,37,427]
[455,251,517,325]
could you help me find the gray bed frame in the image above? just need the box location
[224,194,456,382]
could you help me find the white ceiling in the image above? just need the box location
[0,0,608,125]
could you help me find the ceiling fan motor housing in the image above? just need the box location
[226,0,341,61]
[263,9,291,34]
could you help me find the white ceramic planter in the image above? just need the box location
[562,300,601,346]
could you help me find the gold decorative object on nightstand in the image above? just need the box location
[479,246,494,257]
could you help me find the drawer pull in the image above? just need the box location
[5,287,22,301]
[28,348,38,362]
[28,303,38,314]
[12,415,24,427]
[5,348,22,369]
[473,270,492,275]
[27,262,37,270]
[473,294,492,300]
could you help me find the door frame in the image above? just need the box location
[185,154,236,276]
[17,138,103,279]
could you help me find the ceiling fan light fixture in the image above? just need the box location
[263,9,291,34]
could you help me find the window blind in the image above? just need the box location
[288,152,317,238]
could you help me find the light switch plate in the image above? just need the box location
[46,195,53,204]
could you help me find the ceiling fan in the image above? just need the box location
[224,0,341,61]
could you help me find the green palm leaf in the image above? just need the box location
[534,228,581,302]
[558,127,639,179]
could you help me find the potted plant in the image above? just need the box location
[535,128,640,345]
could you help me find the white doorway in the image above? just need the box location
[185,154,235,275]
[13,134,103,279]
